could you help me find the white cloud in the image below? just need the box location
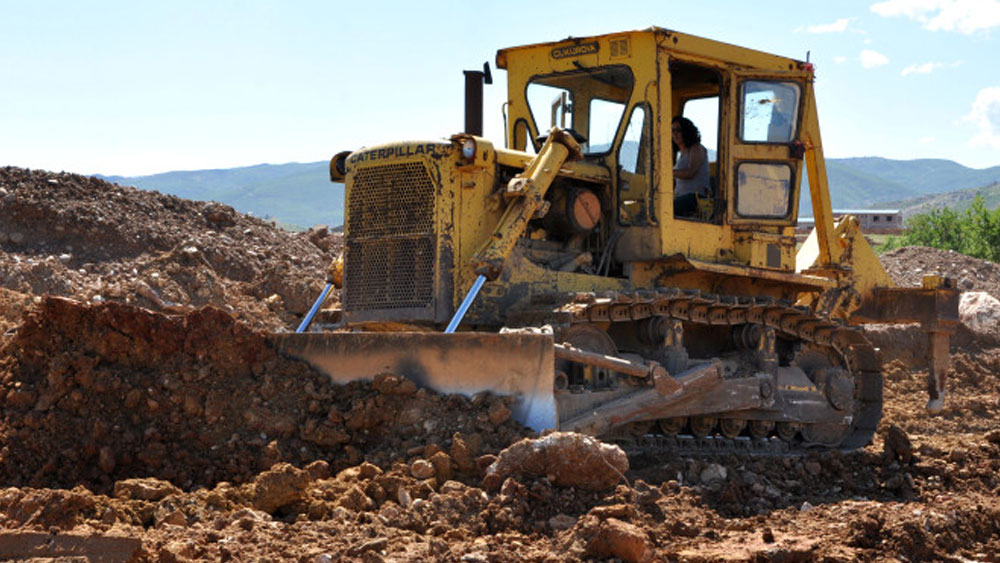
[965,86,1000,149]
[834,56,848,64]
[871,0,1000,34]
[901,61,944,75]
[806,18,852,33]
[919,135,936,144]
[860,49,890,68]
[901,60,963,75]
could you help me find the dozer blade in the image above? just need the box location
[268,332,557,431]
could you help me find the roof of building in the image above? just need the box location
[799,209,901,222]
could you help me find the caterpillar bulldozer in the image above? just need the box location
[270,28,958,450]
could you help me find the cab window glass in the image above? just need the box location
[526,66,634,155]
[740,81,800,143]
[619,105,646,173]
[590,98,625,153]
[617,105,652,225]
[526,83,571,134]
[736,163,791,218]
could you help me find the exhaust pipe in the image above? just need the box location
[463,62,492,136]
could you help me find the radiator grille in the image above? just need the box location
[348,162,435,238]
[344,161,436,311]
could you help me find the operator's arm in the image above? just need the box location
[673,145,706,180]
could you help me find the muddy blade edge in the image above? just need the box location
[268,332,557,432]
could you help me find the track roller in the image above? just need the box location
[689,416,716,438]
[658,417,686,436]
[748,420,775,439]
[719,418,746,438]
[776,421,802,442]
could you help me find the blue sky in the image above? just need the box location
[2,0,998,176]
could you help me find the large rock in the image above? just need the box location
[243,463,311,514]
[113,478,182,501]
[959,291,1000,346]
[482,432,627,492]
[586,518,652,563]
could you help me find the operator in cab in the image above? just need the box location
[671,116,710,217]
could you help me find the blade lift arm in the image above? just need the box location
[445,127,582,332]
[472,127,583,281]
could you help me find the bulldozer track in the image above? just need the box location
[553,287,882,453]
[614,434,793,457]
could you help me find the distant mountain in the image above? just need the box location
[802,157,1000,214]
[100,162,341,230]
[878,182,1000,218]
[102,156,999,230]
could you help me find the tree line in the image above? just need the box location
[882,195,1000,262]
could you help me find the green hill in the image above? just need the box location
[879,182,1000,217]
[101,156,999,230]
[101,162,342,230]
[801,157,1000,214]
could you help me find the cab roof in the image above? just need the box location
[496,27,806,73]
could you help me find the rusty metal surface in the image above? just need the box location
[853,286,960,330]
[558,360,724,435]
[269,332,556,431]
[553,342,662,380]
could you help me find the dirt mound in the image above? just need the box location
[0,297,529,493]
[0,167,340,331]
[881,245,1000,299]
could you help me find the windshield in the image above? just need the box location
[740,80,800,143]
[525,66,634,154]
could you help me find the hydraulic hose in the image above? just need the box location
[296,283,334,333]
[445,275,486,333]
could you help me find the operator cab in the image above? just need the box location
[498,28,809,272]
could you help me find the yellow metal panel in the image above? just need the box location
[497,28,804,73]
[800,81,836,267]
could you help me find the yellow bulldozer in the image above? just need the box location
[271,28,958,451]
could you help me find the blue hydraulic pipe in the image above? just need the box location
[296,283,334,333]
[445,274,486,333]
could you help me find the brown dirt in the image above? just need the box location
[882,245,1000,299]
[0,166,340,332]
[1,166,1000,561]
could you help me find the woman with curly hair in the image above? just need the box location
[671,116,710,217]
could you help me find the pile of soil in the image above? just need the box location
[882,245,1000,299]
[0,167,998,561]
[0,166,340,331]
[0,297,526,494]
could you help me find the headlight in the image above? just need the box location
[461,138,477,161]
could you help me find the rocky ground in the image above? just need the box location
[0,166,999,561]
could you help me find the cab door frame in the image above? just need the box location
[725,69,812,228]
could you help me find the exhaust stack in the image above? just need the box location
[463,62,493,135]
